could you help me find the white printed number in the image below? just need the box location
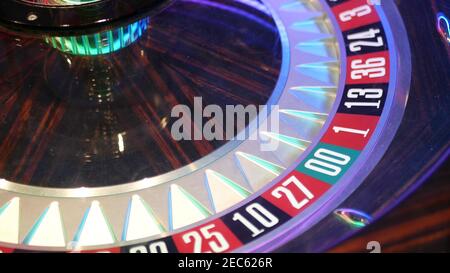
[233,203,279,238]
[351,57,386,80]
[129,241,169,253]
[272,176,314,210]
[182,224,229,253]
[344,88,383,109]
[367,241,382,253]
[348,28,384,52]
[339,5,372,22]
[305,148,351,176]
[333,126,370,138]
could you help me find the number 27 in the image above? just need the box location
[272,176,314,210]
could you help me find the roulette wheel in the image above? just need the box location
[0,0,448,253]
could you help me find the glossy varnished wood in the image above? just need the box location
[331,160,450,252]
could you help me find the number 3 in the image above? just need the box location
[339,5,372,22]
[367,241,381,253]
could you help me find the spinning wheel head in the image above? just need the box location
[0,0,174,35]
[20,0,104,6]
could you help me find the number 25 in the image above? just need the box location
[182,224,229,253]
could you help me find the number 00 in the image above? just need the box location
[305,148,351,176]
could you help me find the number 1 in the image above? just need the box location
[333,126,370,138]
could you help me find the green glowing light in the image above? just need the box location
[45,17,150,56]
[334,209,372,228]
